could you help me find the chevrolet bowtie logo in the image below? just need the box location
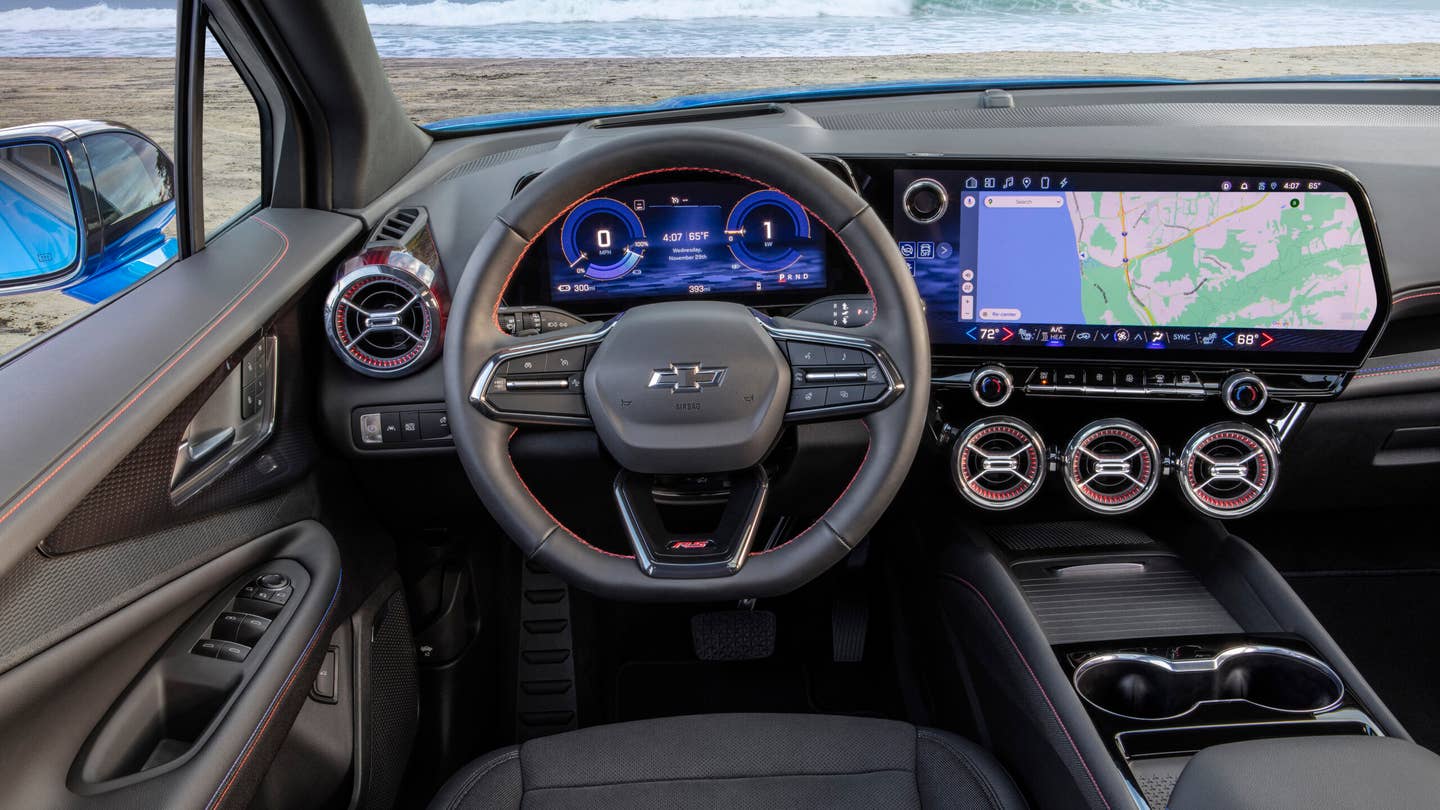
[648,363,727,393]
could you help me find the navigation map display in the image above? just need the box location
[895,168,1382,359]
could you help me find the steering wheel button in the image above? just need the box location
[824,345,867,365]
[789,388,825,410]
[786,342,830,365]
[546,347,586,372]
[826,385,864,405]
[863,384,887,401]
[504,355,544,375]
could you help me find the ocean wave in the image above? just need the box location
[0,0,1204,33]
[362,0,910,26]
[0,3,172,30]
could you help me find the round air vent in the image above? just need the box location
[952,417,1048,510]
[1177,423,1280,518]
[1063,419,1161,514]
[324,248,444,378]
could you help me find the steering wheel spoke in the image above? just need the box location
[614,467,770,578]
[762,317,906,422]
[468,324,612,426]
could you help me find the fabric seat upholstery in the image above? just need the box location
[430,713,1026,809]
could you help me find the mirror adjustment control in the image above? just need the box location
[971,365,1013,408]
[257,573,290,590]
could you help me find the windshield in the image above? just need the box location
[2,1,1437,127]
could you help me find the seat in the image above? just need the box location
[430,713,1026,809]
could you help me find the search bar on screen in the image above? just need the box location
[983,195,1065,209]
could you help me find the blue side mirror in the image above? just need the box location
[0,140,82,289]
[0,121,177,303]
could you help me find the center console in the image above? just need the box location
[919,516,1412,810]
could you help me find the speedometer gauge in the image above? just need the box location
[560,198,647,281]
[725,189,811,272]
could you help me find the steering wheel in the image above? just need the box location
[444,128,929,601]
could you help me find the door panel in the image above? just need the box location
[0,210,359,575]
[0,206,367,807]
[0,521,341,809]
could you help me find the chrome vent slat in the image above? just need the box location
[323,248,444,379]
[952,417,1047,511]
[1063,419,1160,515]
[1176,422,1280,518]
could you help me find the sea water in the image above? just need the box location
[0,0,1438,59]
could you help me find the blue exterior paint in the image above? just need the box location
[65,201,177,304]
[424,75,1440,135]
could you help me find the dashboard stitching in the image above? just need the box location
[1354,363,1440,379]
[492,166,877,333]
[0,217,289,534]
[505,428,634,559]
[1393,289,1440,305]
[208,568,342,810]
[941,573,1113,810]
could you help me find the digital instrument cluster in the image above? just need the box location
[890,164,1388,367]
[545,179,827,302]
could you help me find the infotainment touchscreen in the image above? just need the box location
[892,167,1384,362]
[545,179,826,302]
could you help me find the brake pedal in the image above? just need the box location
[691,609,776,661]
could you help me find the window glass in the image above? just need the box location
[0,2,178,360]
[359,3,1440,129]
[203,29,262,235]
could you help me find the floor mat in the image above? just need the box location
[1288,571,1440,752]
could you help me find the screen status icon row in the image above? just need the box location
[962,175,1069,191]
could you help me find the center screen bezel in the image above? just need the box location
[862,158,1391,371]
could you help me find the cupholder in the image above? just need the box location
[1073,645,1344,722]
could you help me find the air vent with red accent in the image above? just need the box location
[952,417,1048,510]
[323,247,445,378]
[1063,419,1161,514]
[1177,422,1280,518]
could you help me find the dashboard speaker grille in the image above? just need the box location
[324,248,444,378]
[1177,422,1279,518]
[1064,419,1160,514]
[953,417,1047,510]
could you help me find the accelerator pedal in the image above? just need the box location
[691,609,776,661]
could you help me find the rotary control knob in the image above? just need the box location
[1222,373,1268,416]
[972,365,1013,408]
[902,178,949,224]
[257,573,290,590]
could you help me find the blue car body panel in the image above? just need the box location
[64,201,177,304]
[424,74,1440,134]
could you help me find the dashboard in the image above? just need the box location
[318,80,1440,525]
